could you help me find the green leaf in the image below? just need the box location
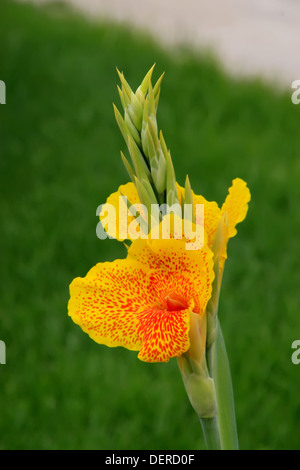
[120,151,135,182]
[127,136,151,182]
[136,63,155,101]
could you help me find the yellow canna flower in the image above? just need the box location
[67,64,250,448]
[68,230,214,363]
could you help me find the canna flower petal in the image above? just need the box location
[127,237,212,317]
[220,177,251,239]
[68,258,144,352]
[68,236,214,362]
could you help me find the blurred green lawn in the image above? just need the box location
[1,0,300,450]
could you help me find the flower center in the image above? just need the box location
[165,294,189,312]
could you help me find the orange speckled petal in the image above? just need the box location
[137,306,191,362]
[68,258,150,351]
[221,178,251,239]
[128,237,214,316]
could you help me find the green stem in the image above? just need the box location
[200,417,222,450]
[208,320,239,450]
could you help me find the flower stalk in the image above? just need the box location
[200,417,222,450]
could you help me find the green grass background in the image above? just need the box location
[1,0,300,450]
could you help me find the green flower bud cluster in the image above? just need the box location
[113,65,181,220]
